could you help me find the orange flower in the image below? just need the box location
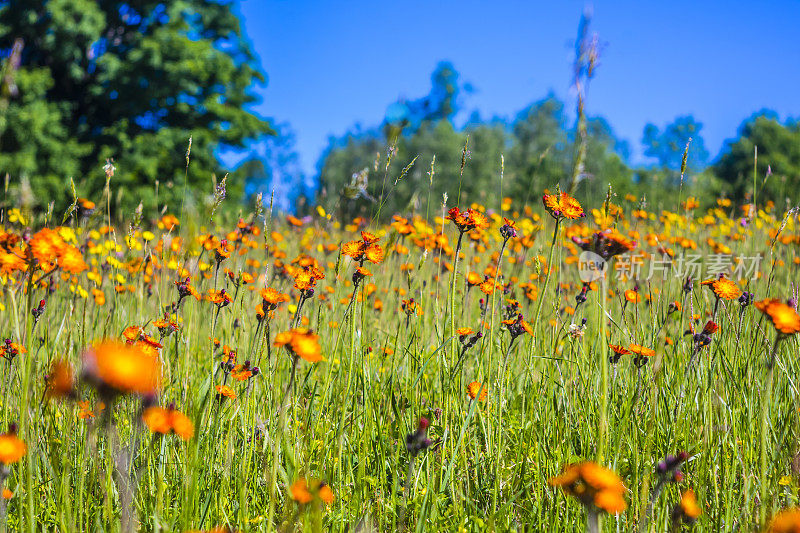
[0,341,26,361]
[142,406,194,440]
[341,240,363,260]
[466,272,483,287]
[59,245,88,274]
[82,341,161,396]
[769,508,800,533]
[78,400,102,420]
[215,385,237,400]
[293,265,324,291]
[78,198,96,211]
[679,489,702,520]
[290,478,334,505]
[447,207,490,232]
[274,329,323,363]
[701,276,741,300]
[28,228,65,264]
[207,289,232,307]
[342,234,384,264]
[360,231,379,244]
[549,461,626,514]
[122,326,144,342]
[755,299,800,336]
[364,244,384,264]
[466,381,487,401]
[261,287,290,307]
[2,488,12,499]
[45,359,74,399]
[290,479,313,504]
[624,289,640,304]
[0,248,26,275]
[0,431,26,465]
[609,344,630,356]
[542,192,585,220]
[231,364,254,381]
[135,336,163,359]
[628,344,655,358]
[479,278,501,295]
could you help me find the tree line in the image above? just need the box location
[0,3,798,222]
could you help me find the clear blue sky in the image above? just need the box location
[237,0,800,175]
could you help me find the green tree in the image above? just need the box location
[506,95,570,204]
[642,115,709,175]
[714,113,800,205]
[0,0,272,216]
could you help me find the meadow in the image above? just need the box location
[0,178,799,532]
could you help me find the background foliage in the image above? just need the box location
[0,0,273,215]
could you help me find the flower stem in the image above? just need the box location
[759,335,782,524]
[533,218,561,326]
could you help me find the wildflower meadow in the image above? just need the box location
[0,167,799,532]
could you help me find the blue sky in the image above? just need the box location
[237,0,800,175]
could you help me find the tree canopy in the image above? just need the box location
[714,114,800,206]
[0,0,272,215]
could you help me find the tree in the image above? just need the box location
[0,0,272,216]
[506,95,570,203]
[642,115,709,176]
[235,123,309,214]
[714,113,800,205]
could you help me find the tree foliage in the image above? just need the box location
[714,113,800,206]
[642,115,709,176]
[317,80,633,221]
[0,0,272,215]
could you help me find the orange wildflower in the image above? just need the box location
[0,430,26,465]
[45,359,74,399]
[769,508,800,533]
[142,406,194,440]
[755,299,800,336]
[549,461,626,514]
[82,341,161,396]
[542,192,585,220]
[701,276,741,300]
[290,478,334,505]
[215,385,237,400]
[274,329,323,363]
[628,344,655,358]
[467,381,487,401]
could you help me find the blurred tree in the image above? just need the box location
[642,115,709,176]
[318,61,475,221]
[714,113,800,206]
[383,61,464,134]
[0,0,272,216]
[235,123,308,214]
[506,95,570,204]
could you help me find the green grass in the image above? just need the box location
[0,194,798,532]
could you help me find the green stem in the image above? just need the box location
[533,218,561,326]
[759,336,782,524]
